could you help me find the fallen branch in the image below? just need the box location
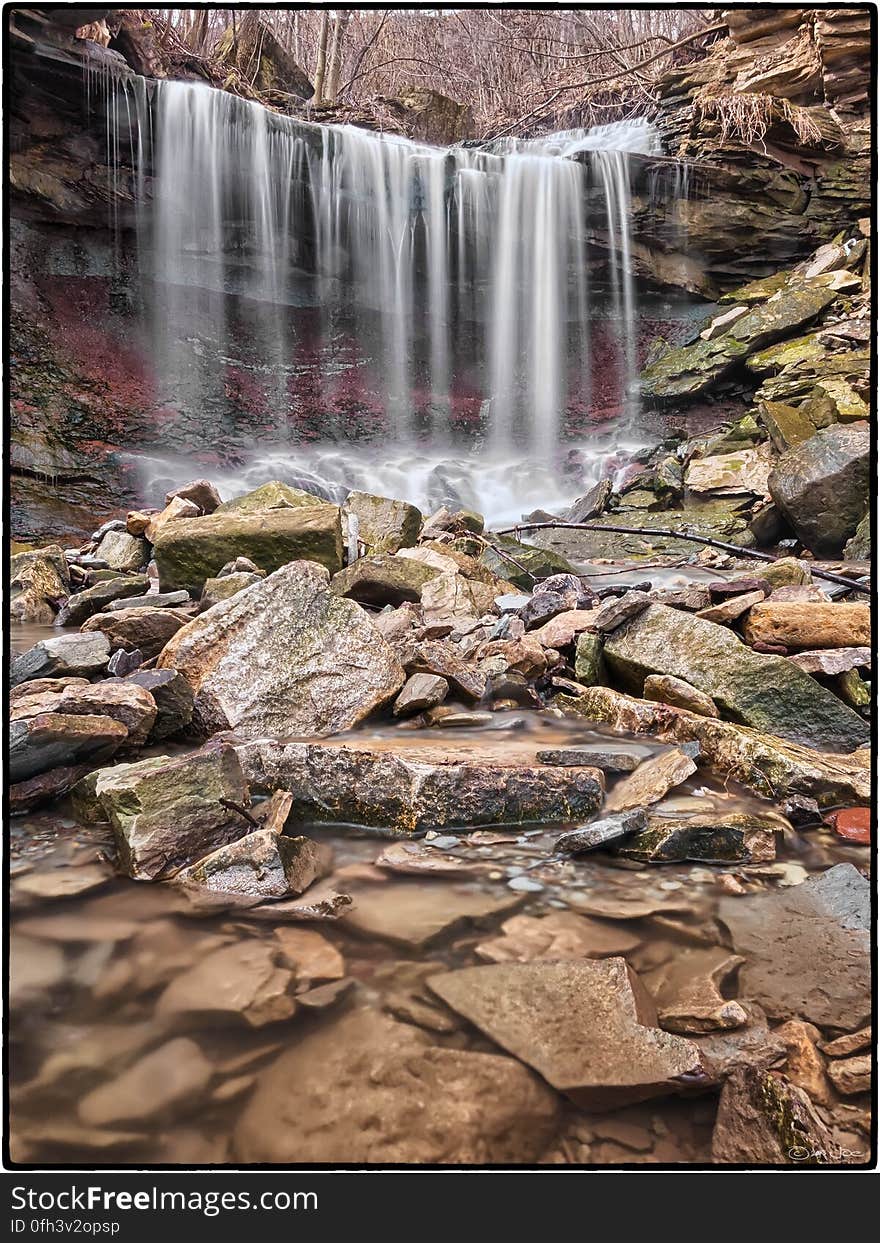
[220,798,261,831]
[494,521,871,595]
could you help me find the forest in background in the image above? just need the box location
[78,7,721,135]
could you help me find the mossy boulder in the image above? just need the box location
[641,285,838,399]
[330,554,439,607]
[215,480,331,514]
[768,421,869,555]
[844,512,870,561]
[618,812,780,863]
[603,603,868,751]
[478,535,579,588]
[10,545,69,612]
[345,491,422,554]
[153,507,344,593]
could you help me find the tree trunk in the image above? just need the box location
[313,10,330,104]
[325,12,351,104]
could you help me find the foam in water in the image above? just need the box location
[89,65,669,521]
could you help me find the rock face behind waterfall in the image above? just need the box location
[157,561,405,738]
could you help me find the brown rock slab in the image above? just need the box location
[428,959,704,1108]
[645,948,747,1034]
[343,880,523,949]
[272,927,345,986]
[157,941,297,1028]
[78,1038,213,1128]
[605,744,699,812]
[393,672,449,717]
[10,763,93,814]
[819,1027,871,1058]
[396,638,486,701]
[9,713,127,783]
[238,737,604,834]
[475,911,641,964]
[643,674,719,717]
[234,1007,559,1163]
[711,1067,834,1164]
[742,602,870,650]
[826,1055,870,1096]
[719,863,870,1030]
[12,679,158,748]
[82,606,192,658]
[692,1003,786,1083]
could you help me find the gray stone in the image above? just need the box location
[123,669,195,740]
[536,747,641,773]
[574,632,605,685]
[199,572,262,610]
[105,590,190,611]
[176,830,324,898]
[719,864,870,1030]
[56,575,150,625]
[619,812,779,864]
[643,674,719,718]
[95,530,150,573]
[11,632,111,687]
[591,590,652,633]
[768,421,869,555]
[555,809,647,854]
[603,604,868,751]
[393,673,449,717]
[330,554,439,606]
[77,744,251,881]
[345,490,422,554]
[157,561,404,739]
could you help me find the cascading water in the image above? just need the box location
[91,68,668,521]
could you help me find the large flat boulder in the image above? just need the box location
[428,959,704,1109]
[56,575,150,626]
[11,678,157,748]
[768,421,869,555]
[718,863,870,1031]
[152,506,343,593]
[742,601,870,649]
[73,744,250,880]
[237,736,604,834]
[603,604,868,751]
[214,480,329,514]
[157,562,404,738]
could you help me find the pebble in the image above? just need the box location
[508,877,544,893]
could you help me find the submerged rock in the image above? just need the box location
[234,1007,559,1163]
[475,911,641,964]
[536,746,641,772]
[603,603,868,751]
[645,949,747,1035]
[157,940,297,1028]
[11,632,111,686]
[158,561,404,739]
[237,738,604,834]
[78,1038,213,1128]
[75,744,250,881]
[153,506,343,593]
[428,959,704,1109]
[719,863,870,1031]
[342,881,523,949]
[768,421,869,555]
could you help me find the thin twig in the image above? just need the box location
[220,798,261,831]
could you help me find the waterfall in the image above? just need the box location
[91,71,668,520]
